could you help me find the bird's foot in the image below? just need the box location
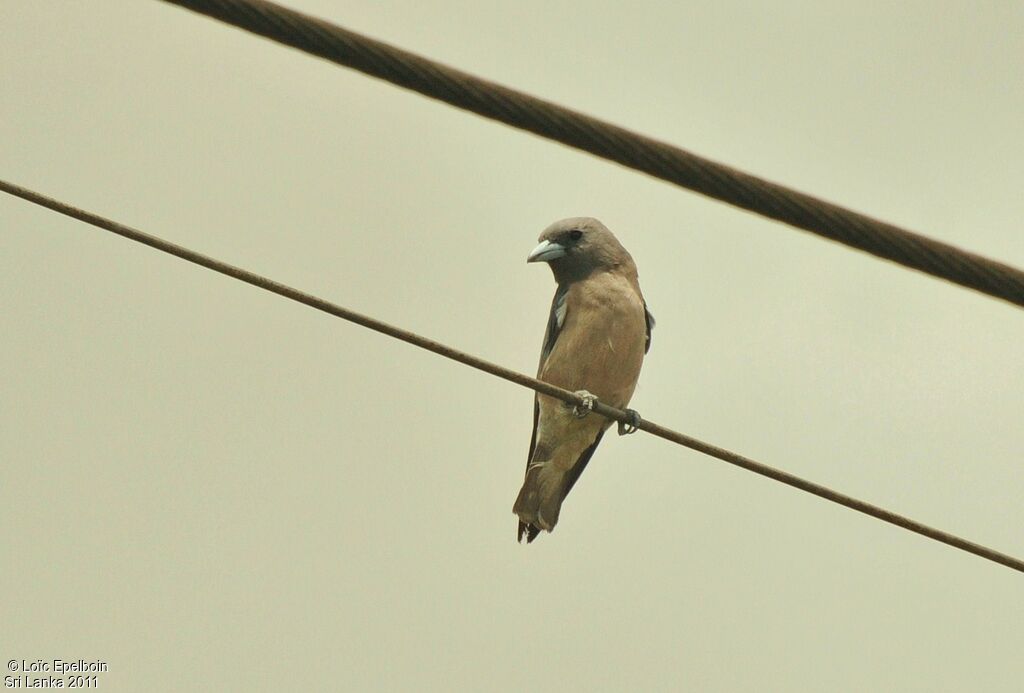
[571,390,597,418]
[618,409,641,435]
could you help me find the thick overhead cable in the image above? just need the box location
[3,178,1022,574]
[160,0,1024,309]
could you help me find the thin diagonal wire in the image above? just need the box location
[3,178,1021,574]
[159,0,1024,310]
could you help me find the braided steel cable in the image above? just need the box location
[161,0,1024,309]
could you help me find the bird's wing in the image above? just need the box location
[561,428,606,498]
[527,285,569,467]
[539,285,569,369]
[644,302,655,354]
[525,397,540,470]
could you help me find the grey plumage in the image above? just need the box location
[514,217,653,542]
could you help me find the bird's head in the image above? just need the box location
[527,217,633,283]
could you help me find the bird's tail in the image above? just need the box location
[513,463,567,543]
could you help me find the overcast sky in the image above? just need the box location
[3,2,1023,691]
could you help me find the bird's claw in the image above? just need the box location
[571,390,597,418]
[618,409,641,435]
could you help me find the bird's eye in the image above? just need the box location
[569,229,583,241]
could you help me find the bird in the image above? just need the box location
[513,217,654,542]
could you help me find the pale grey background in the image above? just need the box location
[3,1,1023,691]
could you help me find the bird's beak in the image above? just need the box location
[527,240,566,263]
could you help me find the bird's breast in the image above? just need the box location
[539,273,647,409]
